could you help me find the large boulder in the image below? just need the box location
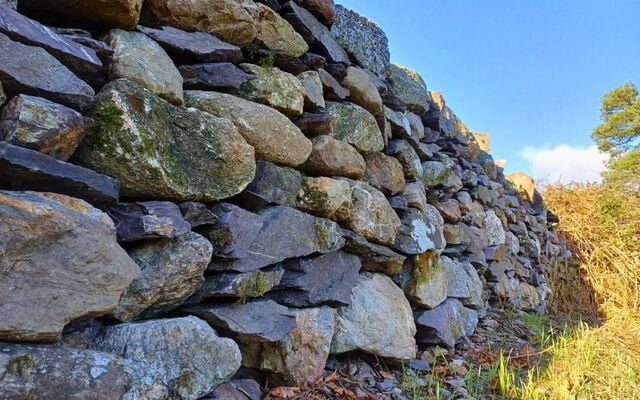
[387,64,430,115]
[342,66,383,115]
[364,152,406,196]
[331,5,390,76]
[442,256,484,309]
[112,232,213,321]
[415,299,479,348]
[245,2,308,57]
[141,0,257,47]
[327,101,384,153]
[73,79,255,202]
[92,317,241,400]
[238,64,305,117]
[0,33,94,110]
[394,205,446,255]
[185,91,311,167]
[241,307,335,386]
[297,176,352,221]
[0,191,140,342]
[331,273,417,360]
[19,0,143,29]
[301,135,366,179]
[397,252,448,309]
[346,181,401,246]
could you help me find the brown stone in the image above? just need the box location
[364,152,406,196]
[301,135,366,179]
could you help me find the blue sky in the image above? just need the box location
[337,0,640,182]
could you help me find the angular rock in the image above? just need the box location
[0,33,94,110]
[187,300,296,343]
[0,5,102,81]
[297,176,352,220]
[92,316,241,400]
[294,110,333,136]
[269,251,361,307]
[19,0,143,30]
[113,232,212,321]
[301,135,366,179]
[0,94,90,161]
[347,181,401,245]
[436,199,462,223]
[104,29,183,105]
[189,267,284,302]
[332,273,417,360]
[397,181,428,212]
[108,201,191,242]
[208,206,343,272]
[385,106,412,139]
[364,152,406,196]
[178,201,217,228]
[207,379,262,400]
[485,209,506,246]
[317,68,350,100]
[506,171,537,203]
[462,223,490,253]
[240,307,335,385]
[246,2,308,57]
[399,252,449,309]
[185,90,311,167]
[342,66,383,115]
[137,25,243,63]
[387,63,430,115]
[205,203,264,260]
[394,205,446,255]
[294,0,335,25]
[442,256,483,309]
[237,161,302,210]
[298,70,326,109]
[180,63,255,92]
[415,299,479,348]
[421,160,449,188]
[327,101,384,153]
[342,229,406,275]
[74,80,255,202]
[386,140,424,180]
[141,0,257,47]
[331,5,390,76]
[0,191,140,342]
[0,142,119,208]
[238,63,305,117]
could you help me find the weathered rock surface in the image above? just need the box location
[387,63,430,115]
[485,209,506,246]
[386,140,424,180]
[332,273,417,360]
[181,63,255,92]
[189,267,284,302]
[0,142,119,208]
[74,79,255,202]
[442,256,483,309]
[104,29,183,105]
[237,161,302,210]
[238,63,305,117]
[342,229,406,275]
[298,70,326,109]
[113,232,213,321]
[185,90,311,167]
[0,33,94,110]
[415,299,479,348]
[178,201,217,228]
[327,101,384,153]
[19,0,143,29]
[364,152,406,195]
[342,66,383,115]
[0,94,90,160]
[301,135,366,179]
[108,201,191,242]
[398,252,448,309]
[137,25,243,63]
[317,68,350,100]
[269,251,361,307]
[246,2,308,57]
[346,181,401,245]
[297,176,352,220]
[331,5,390,76]
[294,0,335,25]
[92,316,241,400]
[206,379,262,400]
[241,307,335,385]
[0,191,140,342]
[204,202,264,260]
[394,206,446,255]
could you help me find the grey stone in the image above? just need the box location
[346,181,401,246]
[298,70,325,109]
[301,135,366,179]
[441,256,483,309]
[204,203,264,260]
[386,140,424,180]
[342,229,406,275]
[397,252,448,309]
[394,205,446,255]
[189,267,284,302]
[180,63,255,92]
[238,63,305,117]
[107,201,191,242]
[327,101,384,153]
[237,161,302,210]
[387,64,430,115]
[415,299,479,348]
[178,201,217,228]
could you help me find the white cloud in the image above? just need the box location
[520,143,609,184]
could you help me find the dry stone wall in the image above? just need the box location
[0,0,566,398]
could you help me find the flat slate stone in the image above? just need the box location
[237,160,302,211]
[268,251,361,307]
[0,5,102,81]
[189,267,284,302]
[187,300,296,343]
[342,229,406,275]
[205,202,264,260]
[180,62,255,93]
[107,201,191,242]
[178,201,218,228]
[0,142,119,208]
[295,110,333,137]
[137,25,243,63]
[0,33,94,110]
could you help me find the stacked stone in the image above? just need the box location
[0,0,565,398]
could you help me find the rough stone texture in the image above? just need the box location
[298,70,326,109]
[141,0,257,47]
[436,199,462,223]
[269,251,361,307]
[0,94,90,161]
[74,79,255,202]
[108,201,191,242]
[205,202,264,260]
[297,176,352,220]
[346,181,401,246]
[386,140,424,181]
[104,29,183,105]
[415,299,479,348]
[0,191,140,342]
[240,307,335,386]
[342,229,406,275]
[332,273,417,360]
[399,252,448,309]
[20,0,143,29]
[112,232,213,321]
[92,316,241,400]
[238,63,305,117]
[364,152,406,196]
[317,68,350,100]
[301,135,366,179]
[0,0,14,9]
[185,91,311,167]
[442,256,483,309]
[485,209,506,246]
[181,63,255,92]
[342,66,383,115]
[189,267,284,302]
[238,161,302,210]
[187,300,296,343]
[294,0,335,25]
[398,181,428,212]
[327,101,384,153]
[506,171,536,203]
[178,201,217,228]
[387,63,430,115]
[394,206,446,255]
[246,2,308,57]
[331,5,390,76]
[0,143,119,208]
[208,206,343,272]
[137,25,243,64]
[0,5,102,82]
[0,33,94,110]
